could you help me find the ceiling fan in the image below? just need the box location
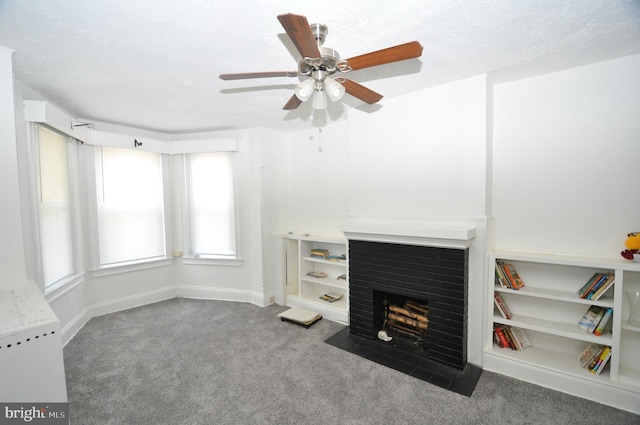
[219,13,423,111]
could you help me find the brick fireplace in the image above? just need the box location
[325,223,482,396]
[349,240,468,369]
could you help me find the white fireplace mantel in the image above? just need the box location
[340,223,476,249]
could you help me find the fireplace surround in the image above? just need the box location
[350,240,468,368]
[325,223,482,396]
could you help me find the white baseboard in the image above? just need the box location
[59,287,176,346]
[60,307,92,347]
[483,351,640,414]
[89,286,176,318]
[176,285,266,307]
[61,286,268,346]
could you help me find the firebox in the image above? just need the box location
[375,291,430,354]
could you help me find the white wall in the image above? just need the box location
[0,47,29,290]
[347,75,488,221]
[286,121,350,237]
[493,54,640,258]
[286,75,489,232]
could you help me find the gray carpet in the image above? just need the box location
[64,298,640,424]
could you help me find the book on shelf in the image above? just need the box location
[307,271,328,278]
[593,308,613,336]
[493,325,510,348]
[577,272,614,300]
[493,292,513,320]
[577,272,603,297]
[495,264,508,288]
[578,343,605,368]
[493,325,530,351]
[336,274,347,282]
[319,292,343,303]
[589,273,615,300]
[310,249,330,258]
[590,346,612,375]
[578,306,606,333]
[496,261,525,290]
[577,343,611,374]
[510,327,531,350]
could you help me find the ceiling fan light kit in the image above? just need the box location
[294,78,315,101]
[219,13,423,115]
[324,77,345,101]
[312,90,328,110]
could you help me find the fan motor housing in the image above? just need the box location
[298,46,341,76]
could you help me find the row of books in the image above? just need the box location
[495,260,614,302]
[493,292,513,320]
[496,293,613,337]
[577,272,615,301]
[310,249,346,261]
[578,306,613,336]
[494,325,531,351]
[577,343,611,375]
[495,261,525,290]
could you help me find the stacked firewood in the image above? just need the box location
[387,300,428,338]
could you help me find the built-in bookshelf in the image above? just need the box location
[484,250,640,414]
[285,234,348,323]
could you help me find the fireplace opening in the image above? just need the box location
[375,291,429,355]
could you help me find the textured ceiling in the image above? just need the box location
[1,0,639,134]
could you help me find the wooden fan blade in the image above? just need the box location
[283,94,303,110]
[346,41,423,71]
[219,71,298,80]
[342,79,383,104]
[277,13,321,59]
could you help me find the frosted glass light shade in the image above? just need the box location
[294,79,315,101]
[324,78,345,101]
[312,90,328,110]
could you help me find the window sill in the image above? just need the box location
[92,258,173,278]
[180,256,243,267]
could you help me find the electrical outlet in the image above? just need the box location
[269,296,275,304]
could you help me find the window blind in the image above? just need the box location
[96,146,165,265]
[37,125,74,286]
[186,152,236,256]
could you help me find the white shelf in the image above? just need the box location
[287,294,348,323]
[488,343,611,381]
[301,276,347,290]
[495,285,614,308]
[285,235,349,324]
[493,313,613,345]
[491,249,640,271]
[487,251,640,414]
[303,256,347,265]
